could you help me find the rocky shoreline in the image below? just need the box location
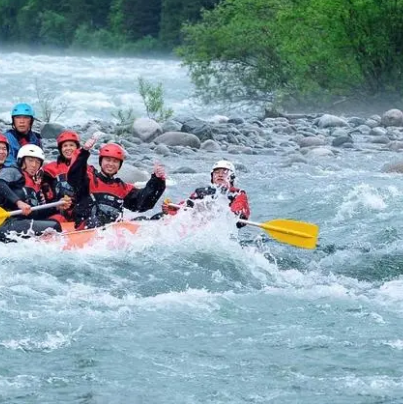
[2,108,403,183]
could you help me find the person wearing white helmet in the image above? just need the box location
[162,159,250,227]
[0,145,71,240]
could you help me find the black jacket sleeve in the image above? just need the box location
[0,179,20,206]
[0,167,24,206]
[124,174,166,212]
[67,148,90,199]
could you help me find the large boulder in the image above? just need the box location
[200,139,221,152]
[332,135,353,147]
[154,144,171,156]
[181,118,214,142]
[305,147,334,158]
[297,136,326,148]
[161,119,182,133]
[40,123,65,139]
[132,117,162,142]
[315,114,349,128]
[369,127,388,137]
[381,109,403,127]
[365,115,382,128]
[154,131,201,148]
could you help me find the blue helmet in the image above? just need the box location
[11,103,35,118]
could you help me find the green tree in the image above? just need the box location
[38,10,69,46]
[121,0,162,41]
[0,0,28,42]
[160,0,221,47]
[16,0,42,44]
[178,0,403,106]
[109,0,125,35]
[178,0,287,103]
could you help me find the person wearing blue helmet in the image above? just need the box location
[4,103,42,167]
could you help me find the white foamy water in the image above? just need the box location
[0,51,199,125]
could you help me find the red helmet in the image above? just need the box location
[0,133,9,153]
[99,143,126,162]
[57,130,80,148]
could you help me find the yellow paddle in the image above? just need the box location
[166,202,319,249]
[0,200,65,227]
[238,218,318,249]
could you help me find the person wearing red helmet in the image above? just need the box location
[41,130,80,222]
[162,160,250,228]
[0,134,9,170]
[67,136,166,229]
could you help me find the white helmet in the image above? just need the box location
[17,144,45,166]
[211,160,236,183]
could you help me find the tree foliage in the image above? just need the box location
[0,0,220,53]
[138,77,174,122]
[179,0,403,105]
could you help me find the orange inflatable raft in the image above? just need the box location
[41,221,145,250]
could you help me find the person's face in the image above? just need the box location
[13,116,32,134]
[212,168,231,187]
[0,143,8,165]
[61,141,78,159]
[101,156,121,176]
[22,156,42,176]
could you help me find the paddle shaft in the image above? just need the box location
[167,202,183,209]
[8,200,65,217]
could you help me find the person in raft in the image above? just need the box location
[67,136,166,230]
[4,103,42,166]
[162,160,250,227]
[42,130,81,222]
[0,134,9,171]
[0,144,71,240]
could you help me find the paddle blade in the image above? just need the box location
[261,219,319,249]
[0,206,11,227]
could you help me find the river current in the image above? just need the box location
[1,51,403,403]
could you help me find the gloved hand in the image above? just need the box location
[162,198,179,215]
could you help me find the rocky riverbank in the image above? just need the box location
[2,108,403,183]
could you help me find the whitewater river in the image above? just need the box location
[1,51,403,403]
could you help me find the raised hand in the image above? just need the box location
[153,162,166,180]
[83,134,98,151]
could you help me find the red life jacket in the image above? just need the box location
[19,170,42,207]
[87,167,134,221]
[43,160,75,200]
